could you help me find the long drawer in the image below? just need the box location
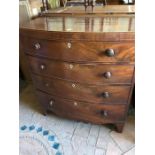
[32,74,131,104]
[22,37,134,63]
[28,56,134,84]
[36,90,126,124]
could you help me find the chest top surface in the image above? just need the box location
[20,15,134,33]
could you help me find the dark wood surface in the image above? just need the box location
[19,39,32,81]
[28,55,134,84]
[20,30,134,42]
[20,13,135,45]
[22,37,135,63]
[20,15,134,33]
[20,14,135,133]
[36,90,126,124]
[32,74,131,103]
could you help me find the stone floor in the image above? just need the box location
[19,84,135,155]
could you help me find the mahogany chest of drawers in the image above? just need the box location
[20,15,135,132]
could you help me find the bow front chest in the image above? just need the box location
[20,15,135,132]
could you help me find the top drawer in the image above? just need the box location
[21,37,135,63]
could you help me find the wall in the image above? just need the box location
[28,0,60,15]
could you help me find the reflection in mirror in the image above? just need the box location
[42,0,135,11]
[46,16,134,32]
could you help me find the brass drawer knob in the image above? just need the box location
[105,49,115,57]
[67,42,72,48]
[103,72,112,79]
[100,110,108,117]
[49,100,54,106]
[40,65,45,70]
[101,92,110,98]
[34,43,41,50]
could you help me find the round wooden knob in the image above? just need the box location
[103,72,112,79]
[40,65,45,70]
[100,110,108,117]
[101,92,110,98]
[105,49,115,57]
[34,43,40,50]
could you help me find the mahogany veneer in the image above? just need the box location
[20,15,135,133]
[28,56,134,84]
[22,38,134,63]
[32,74,131,104]
[36,90,127,124]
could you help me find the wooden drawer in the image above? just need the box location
[32,74,130,104]
[28,56,134,84]
[22,37,134,63]
[36,90,126,124]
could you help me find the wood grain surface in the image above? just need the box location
[28,56,134,84]
[21,37,134,63]
[32,74,131,103]
[36,90,126,124]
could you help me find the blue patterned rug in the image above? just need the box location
[19,125,64,155]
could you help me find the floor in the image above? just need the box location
[19,84,135,155]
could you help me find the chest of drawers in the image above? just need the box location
[20,15,135,132]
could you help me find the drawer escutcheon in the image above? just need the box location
[34,43,41,50]
[49,100,54,106]
[40,64,45,70]
[67,42,72,48]
[74,102,78,106]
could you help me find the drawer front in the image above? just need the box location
[22,37,134,62]
[28,56,134,84]
[32,74,130,104]
[36,90,126,124]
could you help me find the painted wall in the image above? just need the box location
[28,0,60,16]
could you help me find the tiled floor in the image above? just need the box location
[19,84,135,155]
